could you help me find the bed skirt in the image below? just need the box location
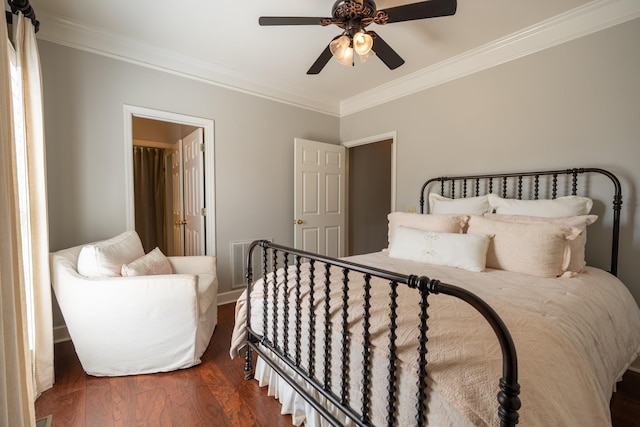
[253,349,473,427]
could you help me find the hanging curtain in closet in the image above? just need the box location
[133,146,167,253]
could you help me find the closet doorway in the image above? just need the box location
[124,106,216,257]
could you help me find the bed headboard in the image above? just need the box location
[419,168,622,276]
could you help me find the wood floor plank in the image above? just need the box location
[193,357,258,426]
[109,376,140,427]
[84,376,114,427]
[37,388,85,427]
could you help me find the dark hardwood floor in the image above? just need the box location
[35,303,292,427]
[612,370,640,427]
[36,303,640,426]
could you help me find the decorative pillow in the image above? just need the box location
[429,193,491,215]
[487,194,593,217]
[77,230,145,277]
[388,227,491,272]
[467,215,582,278]
[121,247,173,277]
[387,212,468,248]
[485,214,598,273]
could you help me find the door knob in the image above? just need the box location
[295,219,303,225]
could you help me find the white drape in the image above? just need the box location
[14,13,54,398]
[0,10,53,426]
[0,14,36,427]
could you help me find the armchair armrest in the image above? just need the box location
[168,255,216,275]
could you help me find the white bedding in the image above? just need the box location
[230,251,640,426]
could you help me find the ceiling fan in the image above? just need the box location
[259,0,457,74]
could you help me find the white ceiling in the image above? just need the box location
[26,0,640,115]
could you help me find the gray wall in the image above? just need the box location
[341,18,640,304]
[41,18,640,329]
[40,41,340,326]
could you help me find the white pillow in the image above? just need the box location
[487,194,593,217]
[387,212,468,248]
[388,227,491,272]
[121,247,173,277]
[77,231,145,277]
[467,215,582,278]
[429,193,491,215]
[485,214,597,273]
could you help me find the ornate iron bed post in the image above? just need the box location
[582,168,622,276]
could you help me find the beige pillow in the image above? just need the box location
[429,193,491,215]
[388,227,491,272]
[77,230,145,277]
[121,247,173,277]
[387,212,468,248]
[467,215,582,278]
[487,194,593,217]
[484,214,597,273]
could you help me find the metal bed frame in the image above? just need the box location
[420,167,621,275]
[242,167,622,427]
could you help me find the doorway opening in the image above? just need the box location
[343,131,396,256]
[123,105,216,256]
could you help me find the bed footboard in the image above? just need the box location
[243,240,521,427]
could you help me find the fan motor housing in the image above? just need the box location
[332,0,377,21]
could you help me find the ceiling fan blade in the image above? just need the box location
[259,16,327,26]
[307,41,335,75]
[369,31,404,70]
[381,0,457,24]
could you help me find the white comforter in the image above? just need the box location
[231,251,640,426]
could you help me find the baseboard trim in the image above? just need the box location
[53,325,70,343]
[217,289,244,306]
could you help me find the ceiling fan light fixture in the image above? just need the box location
[260,0,458,74]
[330,34,354,67]
[335,46,354,66]
[353,31,373,56]
[357,48,375,64]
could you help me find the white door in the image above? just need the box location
[171,145,184,256]
[182,128,206,256]
[294,138,346,258]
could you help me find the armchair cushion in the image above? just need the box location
[77,230,144,277]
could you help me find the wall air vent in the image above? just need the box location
[230,239,273,289]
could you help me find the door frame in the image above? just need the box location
[123,105,216,256]
[342,130,397,213]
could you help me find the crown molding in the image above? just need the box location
[34,12,342,116]
[340,0,640,117]
[34,1,640,118]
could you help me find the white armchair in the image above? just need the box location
[50,231,218,377]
